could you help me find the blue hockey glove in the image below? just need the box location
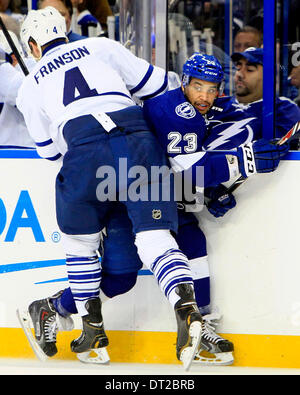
[205,184,236,218]
[236,138,289,178]
[0,45,12,65]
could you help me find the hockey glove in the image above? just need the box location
[0,45,12,65]
[236,138,289,178]
[205,184,236,218]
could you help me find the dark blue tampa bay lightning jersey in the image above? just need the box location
[203,96,260,150]
[203,96,300,150]
[143,87,207,157]
[143,88,300,187]
[143,88,235,187]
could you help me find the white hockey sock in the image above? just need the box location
[151,248,194,306]
[135,230,194,307]
[61,232,102,316]
[66,254,101,316]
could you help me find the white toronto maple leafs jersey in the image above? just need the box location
[0,58,36,147]
[16,37,167,160]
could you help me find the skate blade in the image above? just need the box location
[76,347,110,365]
[180,321,202,372]
[193,350,234,366]
[16,309,48,362]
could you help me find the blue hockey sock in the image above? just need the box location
[51,288,77,316]
[193,277,211,315]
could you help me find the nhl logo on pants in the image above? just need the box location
[152,209,162,220]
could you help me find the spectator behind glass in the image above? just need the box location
[88,0,113,32]
[70,0,108,37]
[289,65,300,107]
[0,11,20,37]
[0,0,10,12]
[38,0,86,41]
[0,0,23,23]
[0,0,20,13]
[233,26,263,53]
[230,47,300,147]
[290,65,300,89]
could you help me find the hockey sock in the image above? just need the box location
[51,288,77,316]
[66,254,102,316]
[50,271,136,317]
[53,287,111,317]
[151,248,194,307]
[135,230,194,307]
[193,278,211,315]
[188,256,211,314]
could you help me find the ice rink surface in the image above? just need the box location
[0,358,300,376]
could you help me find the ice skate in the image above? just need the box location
[174,283,203,371]
[193,312,234,366]
[16,290,74,362]
[71,298,110,364]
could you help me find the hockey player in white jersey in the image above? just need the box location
[19,50,289,369]
[16,6,203,370]
[0,30,35,147]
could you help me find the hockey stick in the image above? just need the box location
[0,15,29,76]
[226,120,300,194]
[277,120,300,145]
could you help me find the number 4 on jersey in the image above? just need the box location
[63,67,98,106]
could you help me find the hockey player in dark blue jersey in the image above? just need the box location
[203,47,300,151]
[142,53,288,190]
[138,53,289,365]
[29,51,290,367]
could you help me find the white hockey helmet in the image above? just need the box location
[20,6,67,55]
[0,30,24,57]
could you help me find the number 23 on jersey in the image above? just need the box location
[167,132,198,154]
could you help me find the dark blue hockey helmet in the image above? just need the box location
[182,53,224,87]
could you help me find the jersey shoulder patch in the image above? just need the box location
[175,101,196,119]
